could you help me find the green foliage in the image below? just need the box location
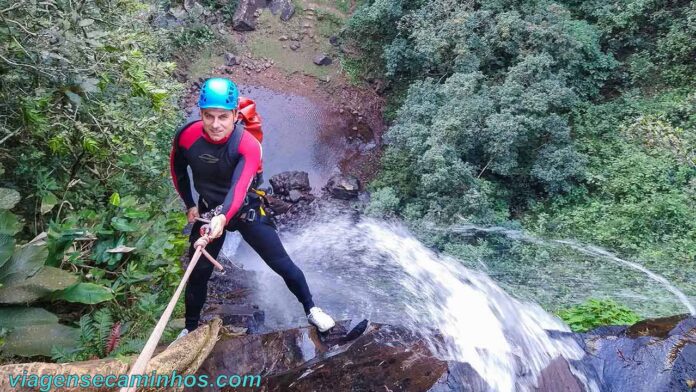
[346,0,616,226]
[55,202,188,361]
[364,186,401,217]
[51,283,114,305]
[557,299,641,332]
[0,0,183,235]
[52,308,114,362]
[525,92,695,296]
[340,0,420,81]
[559,0,696,88]
[0,307,79,358]
[0,0,192,360]
[0,208,86,305]
[46,194,187,306]
[195,0,239,22]
[0,188,20,210]
[171,24,217,49]
[0,266,79,305]
[221,0,241,23]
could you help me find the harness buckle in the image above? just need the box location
[245,208,256,222]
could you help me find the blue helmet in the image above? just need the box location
[198,77,239,110]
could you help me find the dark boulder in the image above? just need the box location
[269,0,295,21]
[536,357,586,392]
[203,304,265,333]
[269,171,311,195]
[669,343,696,391]
[233,0,265,31]
[585,324,628,337]
[669,316,696,337]
[626,314,689,338]
[151,11,184,28]
[324,173,360,200]
[224,52,239,66]
[313,53,332,66]
[265,194,293,215]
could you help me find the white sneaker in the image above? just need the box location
[307,307,335,332]
[167,328,189,349]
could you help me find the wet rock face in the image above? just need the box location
[264,170,366,230]
[264,323,449,391]
[204,304,265,333]
[671,344,696,391]
[190,313,696,391]
[536,357,586,392]
[193,321,453,391]
[581,315,696,392]
[265,194,293,214]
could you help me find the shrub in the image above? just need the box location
[0,0,188,359]
[556,298,641,332]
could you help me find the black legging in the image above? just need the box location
[184,205,315,331]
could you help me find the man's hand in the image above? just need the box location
[209,214,227,239]
[186,206,199,223]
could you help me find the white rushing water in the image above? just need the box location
[228,214,598,391]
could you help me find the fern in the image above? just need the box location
[64,309,118,361]
[110,337,146,357]
[50,346,82,363]
[78,314,96,348]
[93,308,113,357]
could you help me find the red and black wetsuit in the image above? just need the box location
[170,120,262,221]
[169,111,315,332]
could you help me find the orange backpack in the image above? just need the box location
[237,96,264,173]
[237,96,263,143]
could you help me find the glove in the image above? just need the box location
[209,214,227,239]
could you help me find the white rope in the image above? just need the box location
[120,234,223,392]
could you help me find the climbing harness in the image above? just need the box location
[238,188,273,223]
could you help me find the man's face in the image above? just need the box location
[201,108,237,142]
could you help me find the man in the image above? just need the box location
[169,77,336,340]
